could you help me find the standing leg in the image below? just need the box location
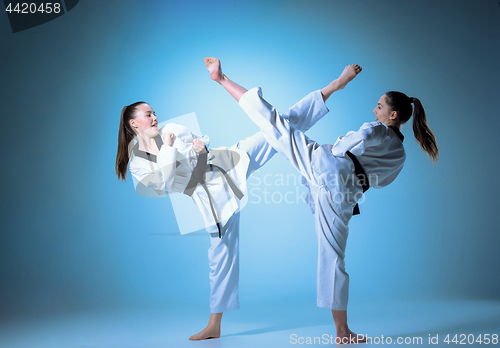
[314,188,365,343]
[315,190,349,312]
[189,212,240,340]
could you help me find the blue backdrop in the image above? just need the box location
[1,0,499,318]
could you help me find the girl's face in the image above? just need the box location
[130,103,158,138]
[373,95,397,125]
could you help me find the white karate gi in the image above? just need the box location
[239,87,406,310]
[127,90,329,313]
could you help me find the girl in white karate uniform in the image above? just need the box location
[115,87,329,340]
[204,57,439,344]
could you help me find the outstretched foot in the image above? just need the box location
[204,57,224,83]
[321,64,362,102]
[336,64,362,90]
[189,324,221,341]
[335,328,367,344]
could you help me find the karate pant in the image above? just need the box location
[239,88,353,310]
[207,89,329,313]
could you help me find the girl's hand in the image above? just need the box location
[162,132,176,146]
[192,139,206,153]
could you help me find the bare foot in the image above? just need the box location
[204,57,224,83]
[335,328,367,344]
[189,324,221,341]
[189,313,222,341]
[336,64,362,90]
[320,64,362,101]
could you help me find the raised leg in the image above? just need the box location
[234,131,277,178]
[205,56,331,133]
[234,87,329,177]
[238,87,319,183]
[204,57,358,183]
[281,90,330,133]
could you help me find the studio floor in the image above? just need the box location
[1,300,499,347]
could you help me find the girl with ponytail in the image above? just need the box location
[204,57,439,344]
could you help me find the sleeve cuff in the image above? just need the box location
[238,87,262,111]
[312,89,329,114]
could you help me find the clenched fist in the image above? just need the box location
[162,131,176,146]
[192,139,206,154]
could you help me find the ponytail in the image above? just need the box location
[385,92,439,164]
[115,101,146,181]
[410,97,439,164]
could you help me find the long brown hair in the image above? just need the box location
[385,91,439,164]
[115,101,146,181]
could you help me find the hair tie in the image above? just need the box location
[408,97,413,103]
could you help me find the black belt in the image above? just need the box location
[183,149,244,238]
[345,151,370,215]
